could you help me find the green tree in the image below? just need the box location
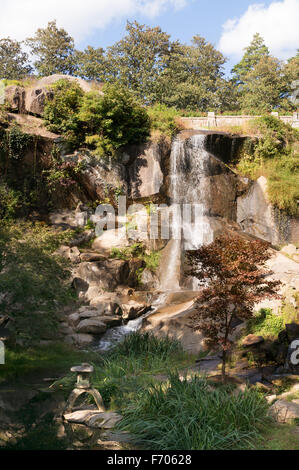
[0,38,32,79]
[76,46,106,81]
[105,21,172,103]
[26,20,77,76]
[240,56,291,113]
[232,33,270,85]
[283,50,299,108]
[155,36,228,111]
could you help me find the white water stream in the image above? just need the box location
[160,134,214,290]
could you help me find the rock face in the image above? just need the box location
[73,259,130,294]
[4,75,103,117]
[75,153,127,202]
[237,176,299,245]
[142,292,206,355]
[126,141,165,200]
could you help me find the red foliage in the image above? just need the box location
[186,234,280,379]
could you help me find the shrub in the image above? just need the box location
[44,81,150,157]
[81,84,151,158]
[246,308,285,339]
[43,79,84,147]
[110,243,161,279]
[0,124,33,161]
[0,222,76,344]
[0,181,21,219]
[148,104,181,139]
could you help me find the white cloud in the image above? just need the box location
[0,0,187,44]
[218,0,299,60]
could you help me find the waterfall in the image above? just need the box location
[160,134,214,291]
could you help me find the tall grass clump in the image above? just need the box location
[118,374,271,450]
[100,332,189,378]
[91,333,193,409]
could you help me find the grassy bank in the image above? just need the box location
[3,332,299,450]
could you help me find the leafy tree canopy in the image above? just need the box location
[232,33,270,84]
[0,38,32,79]
[26,20,77,76]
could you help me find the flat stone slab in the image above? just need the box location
[64,410,122,429]
[271,400,299,423]
[242,334,264,347]
[198,356,221,375]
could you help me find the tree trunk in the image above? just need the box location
[222,350,226,382]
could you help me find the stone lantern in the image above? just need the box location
[65,363,105,413]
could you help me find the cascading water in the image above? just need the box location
[97,293,168,351]
[160,133,214,291]
[97,134,215,350]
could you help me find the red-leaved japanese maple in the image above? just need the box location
[186,234,280,381]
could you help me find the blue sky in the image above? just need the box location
[85,0,273,50]
[83,0,277,73]
[0,0,298,75]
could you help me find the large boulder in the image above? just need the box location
[36,74,102,94]
[242,334,264,348]
[271,399,299,423]
[65,333,95,347]
[25,86,54,115]
[5,86,26,112]
[73,259,130,294]
[76,318,107,335]
[121,300,151,321]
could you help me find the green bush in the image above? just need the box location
[43,79,84,147]
[118,374,270,450]
[44,80,150,157]
[0,221,76,344]
[148,104,181,139]
[0,181,21,219]
[82,84,151,158]
[110,242,161,280]
[246,308,285,339]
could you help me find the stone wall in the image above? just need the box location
[179,112,299,130]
